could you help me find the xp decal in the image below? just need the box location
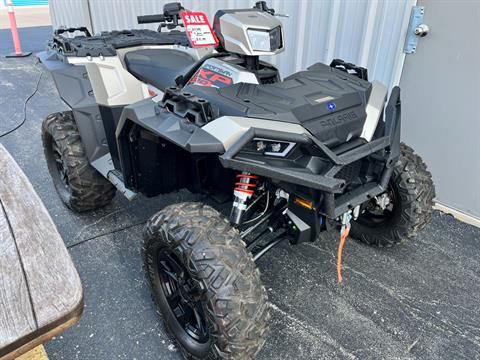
[189,63,233,88]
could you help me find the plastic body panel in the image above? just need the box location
[185,62,372,148]
[116,98,225,194]
[188,57,259,87]
[98,105,124,170]
[49,63,109,163]
[66,55,150,107]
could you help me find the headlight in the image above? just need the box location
[247,26,283,52]
[243,138,296,157]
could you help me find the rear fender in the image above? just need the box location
[37,52,109,164]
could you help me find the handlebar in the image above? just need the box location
[137,14,166,24]
[253,1,289,18]
[137,2,184,27]
[254,1,274,15]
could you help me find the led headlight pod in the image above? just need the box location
[247,29,271,52]
[253,139,295,157]
[247,26,282,52]
[269,26,282,51]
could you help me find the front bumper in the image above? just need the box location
[220,86,402,219]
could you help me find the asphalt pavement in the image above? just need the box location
[0,27,479,360]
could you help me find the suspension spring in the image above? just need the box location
[230,172,260,225]
[234,173,259,195]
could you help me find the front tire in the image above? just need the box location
[41,111,116,212]
[143,202,270,359]
[350,143,435,247]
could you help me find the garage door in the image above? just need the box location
[400,1,480,225]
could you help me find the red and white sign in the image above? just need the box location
[181,11,218,47]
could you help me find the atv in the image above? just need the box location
[38,2,435,359]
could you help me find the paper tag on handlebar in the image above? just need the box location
[181,12,218,47]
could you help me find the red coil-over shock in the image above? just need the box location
[230,172,259,225]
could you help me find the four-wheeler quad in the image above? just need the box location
[38,2,435,359]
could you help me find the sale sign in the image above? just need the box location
[181,11,218,47]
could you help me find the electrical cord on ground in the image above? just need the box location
[0,62,43,139]
[337,223,350,283]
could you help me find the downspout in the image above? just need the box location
[81,0,94,35]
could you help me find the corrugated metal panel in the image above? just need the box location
[49,0,415,89]
[49,0,90,29]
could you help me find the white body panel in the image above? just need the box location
[67,45,211,106]
[360,81,388,142]
[202,116,306,150]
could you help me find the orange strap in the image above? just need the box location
[337,224,350,283]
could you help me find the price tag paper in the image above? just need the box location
[181,11,218,47]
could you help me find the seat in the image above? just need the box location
[124,48,197,91]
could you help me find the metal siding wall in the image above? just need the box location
[49,0,414,89]
[49,0,89,29]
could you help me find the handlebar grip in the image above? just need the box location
[137,14,166,24]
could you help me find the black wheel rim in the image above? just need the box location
[52,142,70,190]
[356,182,398,227]
[157,249,209,343]
[44,135,71,202]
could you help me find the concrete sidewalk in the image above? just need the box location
[1,27,479,360]
[0,5,51,29]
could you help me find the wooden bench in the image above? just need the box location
[0,144,83,360]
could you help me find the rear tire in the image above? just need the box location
[41,111,116,212]
[350,143,435,247]
[143,202,270,359]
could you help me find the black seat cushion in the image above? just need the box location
[124,48,196,91]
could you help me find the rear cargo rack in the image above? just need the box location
[330,58,369,81]
[49,29,191,57]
